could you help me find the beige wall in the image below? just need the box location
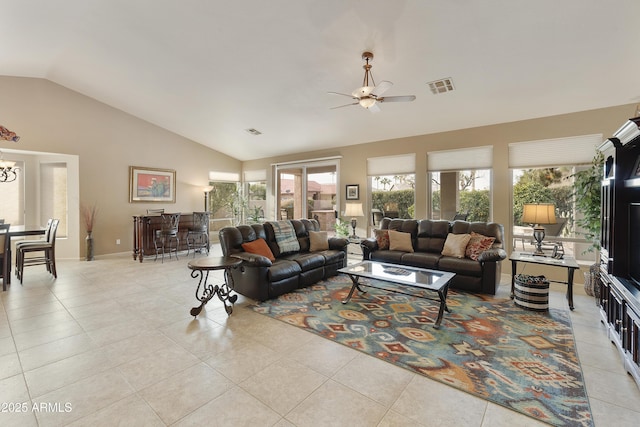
[244,103,638,283]
[0,77,241,257]
[3,74,636,280]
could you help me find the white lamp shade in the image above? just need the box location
[344,203,364,217]
[522,203,557,225]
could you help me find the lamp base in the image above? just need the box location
[350,218,358,239]
[532,226,546,256]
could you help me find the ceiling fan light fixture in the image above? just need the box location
[353,86,374,97]
[359,98,376,108]
[328,51,416,112]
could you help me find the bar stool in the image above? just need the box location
[187,211,210,257]
[17,219,59,283]
[154,212,181,262]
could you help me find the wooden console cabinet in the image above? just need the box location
[598,117,640,389]
[132,212,200,262]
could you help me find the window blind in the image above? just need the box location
[367,153,416,175]
[209,171,240,182]
[427,146,493,172]
[508,134,602,168]
[243,169,266,182]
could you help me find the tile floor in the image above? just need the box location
[1,245,639,426]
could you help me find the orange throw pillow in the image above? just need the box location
[242,238,276,261]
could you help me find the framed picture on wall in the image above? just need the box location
[129,166,176,203]
[346,184,359,200]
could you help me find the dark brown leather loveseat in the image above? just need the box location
[219,219,348,301]
[361,218,507,294]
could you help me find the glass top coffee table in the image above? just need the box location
[338,261,456,328]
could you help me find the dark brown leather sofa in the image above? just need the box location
[361,218,507,294]
[219,219,348,301]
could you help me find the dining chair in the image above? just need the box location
[15,219,54,276]
[186,211,210,257]
[16,219,60,284]
[0,224,11,291]
[153,212,181,262]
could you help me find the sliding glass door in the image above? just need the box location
[275,159,339,232]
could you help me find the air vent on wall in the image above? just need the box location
[427,78,454,95]
[245,128,262,136]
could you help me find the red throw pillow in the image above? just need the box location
[374,229,390,250]
[242,238,276,261]
[465,232,496,261]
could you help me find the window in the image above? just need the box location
[274,158,339,232]
[368,154,416,224]
[428,146,493,222]
[509,134,601,262]
[430,170,491,221]
[244,169,267,224]
[209,171,241,231]
[370,174,415,219]
[40,162,68,238]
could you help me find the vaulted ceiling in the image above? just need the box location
[2,1,639,161]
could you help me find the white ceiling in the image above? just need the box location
[2,1,640,161]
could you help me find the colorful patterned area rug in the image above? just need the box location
[251,275,593,427]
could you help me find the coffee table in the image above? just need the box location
[338,261,455,328]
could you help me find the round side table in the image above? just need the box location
[187,256,241,317]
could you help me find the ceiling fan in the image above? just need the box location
[329,51,416,113]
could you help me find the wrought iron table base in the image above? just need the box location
[188,257,241,317]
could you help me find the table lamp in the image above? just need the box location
[344,203,365,238]
[522,203,556,255]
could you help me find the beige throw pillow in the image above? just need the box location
[309,231,329,252]
[442,233,472,258]
[388,230,414,252]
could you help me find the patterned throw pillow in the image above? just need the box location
[441,233,472,258]
[374,229,390,250]
[465,232,496,261]
[242,238,276,261]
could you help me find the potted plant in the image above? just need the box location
[334,218,350,238]
[571,150,604,296]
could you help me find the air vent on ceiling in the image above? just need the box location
[427,78,455,95]
[245,128,262,136]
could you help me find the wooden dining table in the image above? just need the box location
[4,225,46,288]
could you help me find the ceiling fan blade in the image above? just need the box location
[371,80,393,97]
[330,102,359,110]
[328,91,357,99]
[379,95,416,103]
[366,102,381,113]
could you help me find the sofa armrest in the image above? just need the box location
[329,237,349,251]
[360,238,378,260]
[231,252,273,267]
[477,248,507,263]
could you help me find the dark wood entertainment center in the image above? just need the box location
[598,116,640,389]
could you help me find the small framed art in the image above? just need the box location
[346,184,359,200]
[129,166,176,203]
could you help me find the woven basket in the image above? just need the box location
[514,274,549,311]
